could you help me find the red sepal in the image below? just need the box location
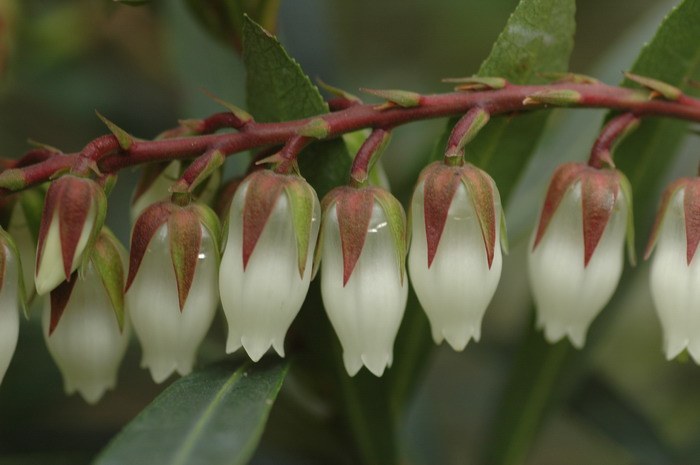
[242,171,286,271]
[327,186,375,286]
[125,201,177,292]
[461,166,498,269]
[684,179,700,265]
[532,162,585,251]
[581,170,619,267]
[168,209,202,311]
[48,274,77,335]
[420,163,462,268]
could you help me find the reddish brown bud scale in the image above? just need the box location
[581,171,619,266]
[533,162,587,251]
[241,172,286,271]
[645,178,690,260]
[462,167,498,269]
[334,187,375,286]
[684,180,700,265]
[125,201,177,292]
[168,209,203,311]
[421,164,462,268]
[49,277,77,335]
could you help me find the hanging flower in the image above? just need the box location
[125,198,221,383]
[646,177,700,361]
[219,170,320,361]
[35,175,106,296]
[43,229,129,404]
[317,185,408,377]
[0,227,26,387]
[408,162,507,351]
[528,162,634,347]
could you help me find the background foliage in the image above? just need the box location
[1,0,699,464]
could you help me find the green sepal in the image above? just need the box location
[523,89,582,106]
[442,76,507,91]
[203,89,254,123]
[95,111,135,150]
[90,228,127,331]
[79,182,109,281]
[192,202,222,259]
[372,188,407,285]
[283,179,318,279]
[297,118,330,139]
[360,88,422,108]
[536,72,600,84]
[0,227,28,318]
[623,72,682,101]
[316,78,361,103]
[0,169,27,191]
[460,166,498,269]
[617,171,636,266]
[27,139,63,154]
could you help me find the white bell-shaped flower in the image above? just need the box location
[647,179,700,361]
[220,175,320,361]
[35,176,105,296]
[127,223,218,383]
[409,180,503,351]
[42,262,130,404]
[0,245,20,386]
[321,197,408,377]
[529,179,629,348]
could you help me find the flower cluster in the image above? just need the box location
[1,123,699,403]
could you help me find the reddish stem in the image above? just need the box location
[273,135,313,175]
[350,129,391,186]
[4,82,700,191]
[588,112,639,169]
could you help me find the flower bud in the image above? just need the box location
[126,199,220,383]
[42,229,129,404]
[35,175,106,296]
[0,229,23,386]
[318,186,408,377]
[647,178,700,361]
[220,171,320,361]
[528,163,634,347]
[408,162,506,350]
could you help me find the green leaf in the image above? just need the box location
[391,0,576,420]
[242,16,351,198]
[484,2,700,464]
[94,359,288,465]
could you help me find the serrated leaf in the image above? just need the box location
[485,2,700,464]
[242,16,351,198]
[94,359,288,465]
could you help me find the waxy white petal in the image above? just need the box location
[42,263,129,404]
[127,224,218,383]
[35,207,95,296]
[649,188,700,361]
[528,182,627,348]
[220,184,320,361]
[0,247,20,386]
[408,182,502,351]
[321,203,408,377]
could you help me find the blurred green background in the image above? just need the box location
[1,0,699,464]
